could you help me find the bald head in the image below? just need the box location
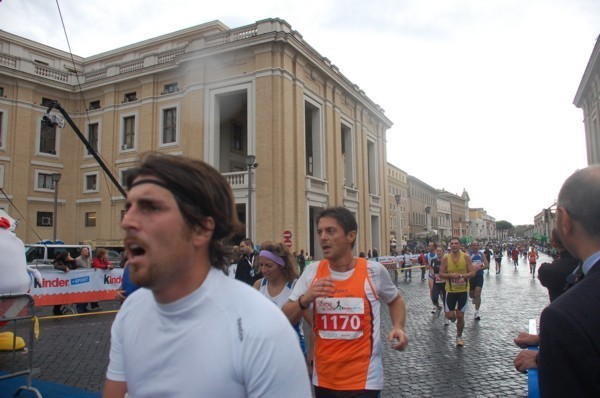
[557,166,600,238]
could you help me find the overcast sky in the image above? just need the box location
[1,0,598,225]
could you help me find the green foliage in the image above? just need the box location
[496,220,514,230]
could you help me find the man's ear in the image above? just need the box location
[193,217,215,245]
[557,208,573,239]
[346,230,357,246]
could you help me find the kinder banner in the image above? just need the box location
[30,268,124,307]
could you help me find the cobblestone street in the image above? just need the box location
[381,252,552,397]
[1,252,553,397]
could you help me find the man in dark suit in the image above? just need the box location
[537,166,600,397]
[537,227,580,302]
[234,238,261,285]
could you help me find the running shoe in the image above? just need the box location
[456,336,465,347]
[474,311,481,321]
[431,306,437,314]
[444,318,450,326]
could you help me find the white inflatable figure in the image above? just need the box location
[0,214,38,350]
[0,216,30,293]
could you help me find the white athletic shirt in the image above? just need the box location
[259,279,304,339]
[107,267,312,397]
[289,260,399,390]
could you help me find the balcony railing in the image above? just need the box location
[224,171,248,189]
[344,186,359,200]
[306,176,328,193]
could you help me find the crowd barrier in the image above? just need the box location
[0,294,42,397]
[28,268,123,307]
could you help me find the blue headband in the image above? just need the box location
[259,250,285,266]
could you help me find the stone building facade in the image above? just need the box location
[574,34,600,165]
[0,19,393,258]
[387,163,408,253]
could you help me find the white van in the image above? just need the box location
[25,244,93,269]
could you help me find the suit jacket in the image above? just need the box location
[538,258,600,397]
[234,252,261,286]
[537,250,579,302]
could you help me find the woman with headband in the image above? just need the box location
[254,241,308,356]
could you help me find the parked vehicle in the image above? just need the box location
[25,243,93,269]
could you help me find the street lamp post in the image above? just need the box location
[459,216,462,238]
[245,155,258,241]
[395,194,402,253]
[52,173,62,243]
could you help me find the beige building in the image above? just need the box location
[436,196,452,240]
[407,175,438,242]
[0,19,393,258]
[387,163,408,253]
[574,34,600,165]
[468,208,496,240]
[438,189,470,238]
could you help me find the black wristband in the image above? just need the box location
[298,294,310,310]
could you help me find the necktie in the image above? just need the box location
[563,262,584,292]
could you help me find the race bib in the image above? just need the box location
[450,276,466,286]
[315,297,365,340]
[473,260,483,271]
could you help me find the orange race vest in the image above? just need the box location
[529,251,538,263]
[311,258,378,390]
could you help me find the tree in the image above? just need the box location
[496,220,515,239]
[496,220,514,230]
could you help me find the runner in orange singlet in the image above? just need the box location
[283,207,408,398]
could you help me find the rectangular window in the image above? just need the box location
[0,87,4,97]
[39,121,57,154]
[162,83,179,94]
[89,100,101,110]
[124,92,137,103]
[85,212,97,227]
[85,174,97,191]
[367,139,377,195]
[232,122,243,152]
[37,211,53,227]
[304,99,323,178]
[120,168,135,187]
[122,116,135,150]
[0,111,3,147]
[341,122,355,188]
[162,107,177,144]
[87,123,99,155]
[37,173,55,190]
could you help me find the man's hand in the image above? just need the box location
[513,349,538,373]
[514,332,539,348]
[304,277,336,302]
[115,289,127,303]
[388,328,408,351]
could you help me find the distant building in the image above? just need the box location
[438,189,470,238]
[387,163,408,252]
[407,175,438,241]
[468,208,496,240]
[436,196,452,241]
[573,34,600,165]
